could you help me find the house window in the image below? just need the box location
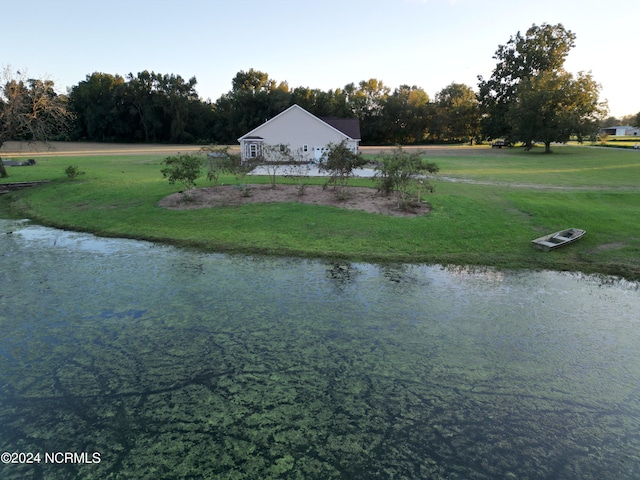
[249,144,259,158]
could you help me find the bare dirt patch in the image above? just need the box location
[158,184,429,217]
[0,141,203,157]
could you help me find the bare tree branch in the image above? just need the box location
[1,68,74,177]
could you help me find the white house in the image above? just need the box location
[600,125,640,136]
[238,104,361,162]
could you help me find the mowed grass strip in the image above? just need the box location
[426,145,640,187]
[1,145,639,279]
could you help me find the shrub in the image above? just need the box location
[374,147,439,210]
[200,145,236,187]
[65,165,85,179]
[319,140,367,199]
[160,154,202,194]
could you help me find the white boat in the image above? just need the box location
[531,228,586,251]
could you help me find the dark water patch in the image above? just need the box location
[1,221,640,479]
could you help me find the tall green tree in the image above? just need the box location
[477,23,577,142]
[231,69,276,94]
[126,71,164,142]
[432,83,480,143]
[349,79,390,144]
[506,70,605,153]
[124,71,198,143]
[290,87,352,118]
[215,69,290,142]
[0,69,73,178]
[383,85,430,144]
[155,73,200,143]
[601,116,622,128]
[68,72,130,141]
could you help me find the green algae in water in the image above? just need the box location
[1,220,640,479]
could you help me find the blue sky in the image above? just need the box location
[3,0,638,118]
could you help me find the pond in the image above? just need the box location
[1,218,639,479]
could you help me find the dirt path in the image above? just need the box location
[1,141,486,158]
[0,141,207,157]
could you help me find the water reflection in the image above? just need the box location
[1,220,639,479]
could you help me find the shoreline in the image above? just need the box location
[3,210,634,282]
[2,142,638,282]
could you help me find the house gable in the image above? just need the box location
[238,104,360,161]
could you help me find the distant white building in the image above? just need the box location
[238,104,361,162]
[600,125,640,136]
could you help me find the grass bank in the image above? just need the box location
[1,144,639,280]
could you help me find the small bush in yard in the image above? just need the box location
[319,140,367,199]
[374,147,439,210]
[65,165,84,179]
[161,154,202,194]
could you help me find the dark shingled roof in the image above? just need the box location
[319,117,361,140]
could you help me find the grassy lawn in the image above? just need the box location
[2,144,639,280]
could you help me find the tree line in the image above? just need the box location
[67,71,210,144]
[67,69,482,146]
[4,23,639,155]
